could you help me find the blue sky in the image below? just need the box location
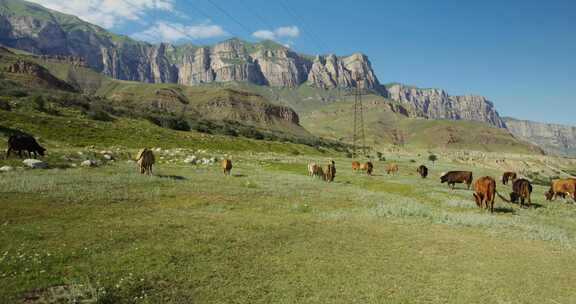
[29,0,576,125]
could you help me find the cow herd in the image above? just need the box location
[4,135,576,213]
[307,161,576,214]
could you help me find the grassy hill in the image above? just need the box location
[300,98,544,154]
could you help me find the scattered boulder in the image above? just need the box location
[22,159,48,169]
[184,156,197,164]
[80,160,98,167]
[0,166,13,172]
[103,154,114,161]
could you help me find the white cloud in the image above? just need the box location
[133,21,228,42]
[26,0,175,28]
[252,30,276,40]
[252,25,300,41]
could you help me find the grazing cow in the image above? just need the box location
[308,162,317,176]
[6,134,46,159]
[313,165,325,179]
[352,161,361,172]
[546,178,576,201]
[222,159,233,176]
[386,163,399,175]
[136,148,155,175]
[440,171,473,190]
[509,178,533,208]
[360,162,374,176]
[324,160,336,182]
[473,176,496,213]
[417,165,428,178]
[502,172,517,185]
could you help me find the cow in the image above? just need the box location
[324,160,336,182]
[136,148,155,175]
[417,165,428,178]
[313,165,325,179]
[6,134,46,159]
[473,176,496,213]
[440,171,473,190]
[386,163,399,175]
[502,172,517,185]
[546,178,576,201]
[352,161,361,172]
[222,159,233,176]
[509,178,533,208]
[308,162,317,176]
[360,162,374,176]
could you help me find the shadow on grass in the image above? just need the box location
[493,207,515,214]
[233,174,247,178]
[157,175,186,181]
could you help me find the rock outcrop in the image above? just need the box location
[386,83,506,128]
[4,59,76,91]
[504,118,576,156]
[0,0,380,90]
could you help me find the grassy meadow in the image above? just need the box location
[1,151,576,303]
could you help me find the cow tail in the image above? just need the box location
[495,190,511,203]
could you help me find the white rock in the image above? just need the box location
[81,160,98,167]
[0,166,13,172]
[22,159,48,169]
[103,154,114,160]
[184,156,197,164]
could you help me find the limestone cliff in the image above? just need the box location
[504,118,576,156]
[0,0,379,90]
[386,83,506,128]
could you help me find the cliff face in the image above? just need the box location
[0,0,380,90]
[504,118,576,156]
[386,84,506,128]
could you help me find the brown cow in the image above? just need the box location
[440,171,473,190]
[386,163,399,175]
[473,176,496,213]
[510,178,532,208]
[352,161,361,172]
[502,172,517,185]
[360,162,374,176]
[417,165,428,178]
[546,178,576,201]
[324,160,336,182]
[136,148,155,175]
[222,159,233,176]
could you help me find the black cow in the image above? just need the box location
[417,165,428,178]
[6,134,46,159]
[440,171,473,190]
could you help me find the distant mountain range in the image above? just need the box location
[0,0,573,156]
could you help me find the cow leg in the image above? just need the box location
[5,147,11,159]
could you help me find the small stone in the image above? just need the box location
[81,160,98,167]
[22,159,48,169]
[0,166,13,172]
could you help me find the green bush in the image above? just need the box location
[0,100,11,111]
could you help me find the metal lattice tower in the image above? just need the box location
[352,77,367,158]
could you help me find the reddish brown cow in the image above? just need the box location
[386,163,399,175]
[473,176,496,213]
[502,172,517,185]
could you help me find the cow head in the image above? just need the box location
[440,175,447,183]
[38,146,46,156]
[509,192,519,203]
[544,188,554,201]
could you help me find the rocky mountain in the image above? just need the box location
[386,83,506,128]
[0,0,380,90]
[504,118,576,156]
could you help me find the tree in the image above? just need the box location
[428,154,438,165]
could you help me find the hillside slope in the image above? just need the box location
[505,117,576,157]
[301,98,543,154]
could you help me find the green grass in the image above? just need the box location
[2,155,576,303]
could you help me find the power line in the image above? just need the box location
[237,0,275,30]
[277,0,329,54]
[204,0,254,36]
